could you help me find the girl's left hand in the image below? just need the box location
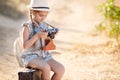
[55,31,58,36]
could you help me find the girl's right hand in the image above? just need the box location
[36,32,48,39]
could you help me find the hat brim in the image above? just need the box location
[27,6,50,12]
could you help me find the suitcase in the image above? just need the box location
[18,69,41,80]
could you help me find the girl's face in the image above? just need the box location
[32,10,49,23]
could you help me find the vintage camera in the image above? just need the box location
[47,28,59,39]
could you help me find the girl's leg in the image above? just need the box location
[47,59,65,80]
[27,58,51,80]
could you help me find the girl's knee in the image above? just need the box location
[56,64,65,75]
[60,65,65,74]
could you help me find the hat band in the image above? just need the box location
[32,7,49,9]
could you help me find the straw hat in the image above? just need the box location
[28,0,50,12]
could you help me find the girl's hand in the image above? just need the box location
[36,32,48,38]
[55,31,59,36]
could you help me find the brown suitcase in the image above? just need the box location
[18,69,41,80]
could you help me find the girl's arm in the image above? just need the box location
[22,26,48,49]
[22,26,38,49]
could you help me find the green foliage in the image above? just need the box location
[95,21,107,31]
[97,0,120,46]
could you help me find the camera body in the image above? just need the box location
[47,28,59,39]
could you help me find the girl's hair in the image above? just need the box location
[29,10,40,26]
[29,10,33,24]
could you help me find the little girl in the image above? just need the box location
[21,0,65,80]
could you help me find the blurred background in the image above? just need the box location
[0,0,120,80]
